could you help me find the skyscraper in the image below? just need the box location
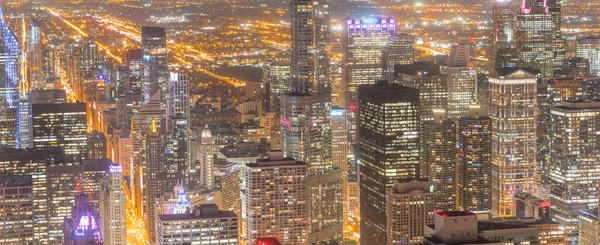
[197,125,214,189]
[167,72,189,184]
[456,107,491,214]
[141,26,168,104]
[396,62,448,123]
[0,148,65,244]
[577,38,600,76]
[489,68,537,216]
[491,0,518,70]
[420,110,457,211]
[0,176,34,244]
[331,106,350,226]
[549,100,600,244]
[441,43,478,119]
[517,1,554,77]
[285,0,343,240]
[359,80,420,244]
[157,204,238,245]
[47,163,84,244]
[0,10,19,149]
[290,0,329,96]
[343,17,396,107]
[386,179,436,245]
[100,163,127,245]
[32,103,87,164]
[262,61,290,113]
[29,20,44,91]
[242,151,308,245]
[124,48,143,93]
[145,121,176,243]
[82,159,111,214]
[131,92,161,217]
[382,33,415,81]
[167,72,189,122]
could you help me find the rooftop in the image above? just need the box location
[436,210,477,217]
[158,204,237,221]
[0,175,32,188]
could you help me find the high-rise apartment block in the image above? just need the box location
[156,204,238,245]
[420,111,456,211]
[456,108,491,214]
[242,151,308,245]
[489,68,537,216]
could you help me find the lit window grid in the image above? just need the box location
[489,76,537,216]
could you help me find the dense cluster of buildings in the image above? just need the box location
[4,0,600,244]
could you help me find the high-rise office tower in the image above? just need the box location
[43,46,61,83]
[63,193,101,245]
[74,38,98,79]
[141,26,168,104]
[145,122,177,243]
[0,176,34,244]
[420,111,457,211]
[456,107,491,214]
[396,62,448,123]
[157,204,238,245]
[32,103,87,164]
[517,1,554,77]
[131,92,161,218]
[197,125,214,189]
[359,80,420,244]
[167,72,189,184]
[285,0,342,241]
[577,38,600,76]
[0,10,19,149]
[87,130,107,160]
[168,72,189,122]
[242,151,308,245]
[17,99,32,149]
[489,68,537,216]
[29,19,44,91]
[446,42,470,67]
[331,106,350,227]
[382,33,415,81]
[491,0,518,70]
[386,179,436,245]
[343,17,396,107]
[539,0,565,75]
[263,61,290,113]
[0,148,65,243]
[100,163,127,245]
[549,100,600,244]
[579,208,598,245]
[47,163,84,244]
[290,0,329,96]
[82,159,111,214]
[440,43,477,119]
[124,49,143,93]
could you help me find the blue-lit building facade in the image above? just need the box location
[0,8,20,149]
